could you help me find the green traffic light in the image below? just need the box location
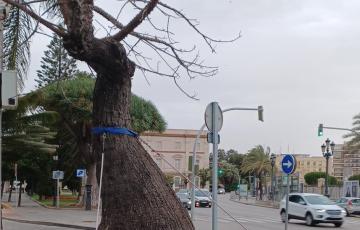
[318,124,323,137]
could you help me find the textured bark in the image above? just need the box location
[17,183,22,207]
[7,180,13,202]
[86,40,194,230]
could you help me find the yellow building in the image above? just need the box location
[141,129,209,189]
[276,154,333,184]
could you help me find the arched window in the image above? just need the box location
[173,176,181,189]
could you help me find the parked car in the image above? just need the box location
[336,197,360,216]
[176,193,191,210]
[194,189,212,208]
[280,193,346,227]
[177,189,190,196]
[218,188,225,194]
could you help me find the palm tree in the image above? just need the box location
[242,145,271,200]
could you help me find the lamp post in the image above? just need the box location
[52,155,58,207]
[190,106,264,222]
[321,138,335,197]
[270,153,276,203]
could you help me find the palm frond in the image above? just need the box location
[3,6,33,91]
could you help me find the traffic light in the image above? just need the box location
[258,106,264,122]
[218,168,224,176]
[318,124,323,137]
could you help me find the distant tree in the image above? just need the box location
[227,150,244,172]
[198,168,210,188]
[241,145,271,200]
[35,31,77,87]
[218,162,239,191]
[304,172,338,186]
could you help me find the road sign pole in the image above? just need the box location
[285,174,290,230]
[211,103,219,230]
[57,178,60,209]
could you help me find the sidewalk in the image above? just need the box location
[2,192,97,229]
[229,192,280,209]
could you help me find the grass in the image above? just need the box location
[31,193,80,208]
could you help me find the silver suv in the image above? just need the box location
[280,193,346,227]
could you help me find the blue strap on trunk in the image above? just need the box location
[91,127,138,137]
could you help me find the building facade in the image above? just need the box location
[333,144,360,181]
[276,154,333,184]
[140,129,209,190]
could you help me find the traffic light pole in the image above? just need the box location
[319,124,360,137]
[190,106,264,222]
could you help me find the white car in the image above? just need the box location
[280,193,346,227]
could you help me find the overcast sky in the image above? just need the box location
[24,0,360,156]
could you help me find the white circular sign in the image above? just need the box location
[204,102,223,132]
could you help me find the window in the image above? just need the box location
[175,159,181,169]
[175,141,181,150]
[196,159,200,166]
[173,176,181,188]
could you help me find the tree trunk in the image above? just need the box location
[87,162,98,207]
[17,183,22,207]
[86,40,193,230]
[1,181,4,199]
[7,180,13,202]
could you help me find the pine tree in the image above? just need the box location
[36,33,77,87]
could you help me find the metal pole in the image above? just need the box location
[325,155,329,197]
[211,103,219,230]
[56,178,60,208]
[271,165,274,203]
[190,124,206,221]
[285,174,290,230]
[190,106,263,222]
[238,175,241,200]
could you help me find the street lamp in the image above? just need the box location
[321,138,335,197]
[270,153,276,203]
[190,106,264,222]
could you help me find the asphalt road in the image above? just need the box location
[193,194,360,230]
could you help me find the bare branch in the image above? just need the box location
[112,0,159,41]
[2,0,65,37]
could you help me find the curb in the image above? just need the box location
[29,196,85,210]
[230,198,279,209]
[4,217,95,230]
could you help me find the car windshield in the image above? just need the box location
[195,190,209,197]
[177,193,189,199]
[305,195,334,205]
[178,189,188,194]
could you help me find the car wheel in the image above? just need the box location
[280,210,287,223]
[305,213,314,226]
[208,205,212,208]
[334,222,343,227]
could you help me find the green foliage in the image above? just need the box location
[218,162,239,191]
[3,6,33,90]
[164,174,174,187]
[36,31,77,87]
[304,172,338,186]
[241,145,271,177]
[348,174,360,183]
[198,168,210,188]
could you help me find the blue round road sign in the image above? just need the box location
[281,154,296,175]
